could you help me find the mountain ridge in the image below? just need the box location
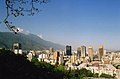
[0,32,64,50]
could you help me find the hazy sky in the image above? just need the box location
[0,0,120,50]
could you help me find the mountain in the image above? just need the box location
[0,32,64,50]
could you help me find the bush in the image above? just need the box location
[100,73,114,78]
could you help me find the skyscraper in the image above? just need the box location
[81,46,86,58]
[88,46,93,61]
[77,47,81,57]
[53,51,60,64]
[98,45,104,61]
[66,45,72,55]
[50,47,54,54]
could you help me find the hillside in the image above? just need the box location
[0,32,64,50]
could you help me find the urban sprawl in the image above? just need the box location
[13,43,120,79]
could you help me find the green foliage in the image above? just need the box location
[64,68,94,79]
[31,56,64,79]
[93,73,99,78]
[0,50,64,79]
[0,49,38,79]
[55,65,65,72]
[78,68,93,77]
[100,73,114,78]
[0,49,115,79]
[31,57,55,72]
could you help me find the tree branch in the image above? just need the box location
[3,0,48,34]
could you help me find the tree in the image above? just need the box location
[0,49,64,79]
[78,68,93,77]
[0,49,39,79]
[100,73,114,78]
[63,68,94,79]
[55,65,65,72]
[1,0,48,34]
[93,73,99,78]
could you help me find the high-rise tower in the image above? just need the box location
[50,47,54,54]
[98,45,104,61]
[81,46,86,58]
[65,45,72,55]
[88,46,93,61]
[77,47,81,57]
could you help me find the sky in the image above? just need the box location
[0,0,120,50]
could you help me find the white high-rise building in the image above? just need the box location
[13,43,22,54]
[81,46,86,58]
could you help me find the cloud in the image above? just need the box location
[37,33,43,39]
[21,30,30,35]
[17,27,29,35]
[17,27,30,35]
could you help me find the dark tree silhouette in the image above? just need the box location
[0,49,39,79]
[2,0,48,34]
[0,49,64,79]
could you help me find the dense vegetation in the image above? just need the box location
[0,49,64,79]
[0,32,64,50]
[0,49,115,79]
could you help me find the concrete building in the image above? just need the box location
[53,51,60,64]
[98,45,104,61]
[77,47,81,57]
[27,52,33,61]
[59,53,64,65]
[50,47,54,54]
[102,55,111,64]
[38,53,48,61]
[81,46,86,58]
[13,43,22,54]
[88,46,93,61]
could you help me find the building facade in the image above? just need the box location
[77,47,81,57]
[81,46,86,58]
[88,46,93,61]
[98,45,104,61]
[66,45,72,55]
[50,47,54,54]
[13,43,22,54]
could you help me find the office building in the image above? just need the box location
[50,47,54,54]
[81,46,86,58]
[65,45,72,55]
[53,51,60,64]
[13,43,22,54]
[77,47,81,57]
[98,45,104,61]
[88,46,93,61]
[59,53,64,65]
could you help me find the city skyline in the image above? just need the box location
[0,0,120,50]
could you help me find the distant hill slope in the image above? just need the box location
[0,32,64,50]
